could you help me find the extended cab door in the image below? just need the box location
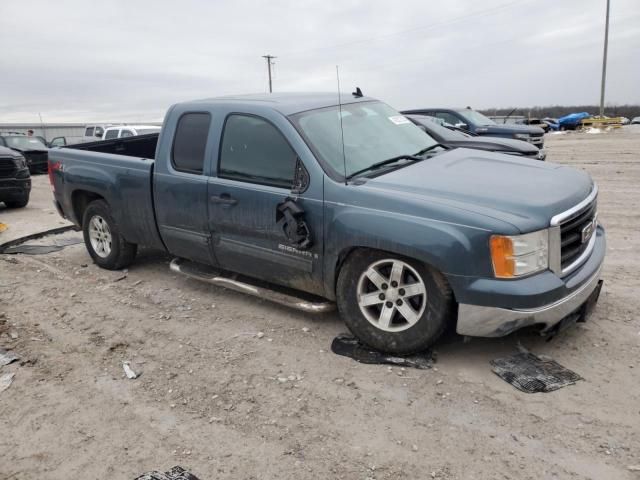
[153,111,215,265]
[207,112,325,296]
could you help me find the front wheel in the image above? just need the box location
[82,200,137,270]
[337,250,454,354]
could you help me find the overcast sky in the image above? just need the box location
[1,0,639,122]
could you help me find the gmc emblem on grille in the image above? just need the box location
[581,217,597,244]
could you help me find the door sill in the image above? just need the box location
[169,258,335,313]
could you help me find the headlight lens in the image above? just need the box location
[490,229,549,278]
[15,156,27,169]
[514,133,530,140]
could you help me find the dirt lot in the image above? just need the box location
[1,128,639,480]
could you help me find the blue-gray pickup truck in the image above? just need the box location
[48,93,605,354]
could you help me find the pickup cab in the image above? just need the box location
[402,108,546,149]
[49,93,605,354]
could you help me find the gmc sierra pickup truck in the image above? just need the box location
[49,93,605,354]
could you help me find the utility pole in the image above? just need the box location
[262,55,276,93]
[599,0,611,117]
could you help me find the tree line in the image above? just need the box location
[479,105,640,120]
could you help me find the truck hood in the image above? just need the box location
[447,136,539,155]
[363,148,593,233]
[478,123,545,135]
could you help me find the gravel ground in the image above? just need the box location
[1,127,639,479]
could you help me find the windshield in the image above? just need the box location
[291,102,437,178]
[457,109,496,126]
[409,116,469,141]
[3,136,47,150]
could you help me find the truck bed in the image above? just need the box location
[51,133,164,250]
[66,132,159,159]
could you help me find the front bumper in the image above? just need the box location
[455,225,605,337]
[0,177,31,198]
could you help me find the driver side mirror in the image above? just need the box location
[291,158,310,194]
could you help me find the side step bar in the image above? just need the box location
[169,258,335,313]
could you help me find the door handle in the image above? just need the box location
[210,193,237,206]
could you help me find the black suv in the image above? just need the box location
[0,146,31,208]
[0,135,49,173]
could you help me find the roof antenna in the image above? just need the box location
[352,87,363,98]
[336,66,347,185]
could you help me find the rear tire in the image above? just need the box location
[4,192,30,208]
[82,200,137,270]
[336,249,454,354]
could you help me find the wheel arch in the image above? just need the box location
[71,189,106,227]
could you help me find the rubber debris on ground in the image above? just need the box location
[490,351,582,393]
[134,466,201,480]
[331,333,433,369]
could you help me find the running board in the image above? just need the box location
[169,258,335,313]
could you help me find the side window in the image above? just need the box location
[172,112,211,174]
[94,126,104,137]
[104,129,119,140]
[219,115,297,188]
[85,127,94,136]
[120,129,134,138]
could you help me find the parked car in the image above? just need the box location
[557,112,591,131]
[49,93,604,354]
[631,117,640,125]
[0,146,31,208]
[103,125,161,140]
[82,124,122,142]
[402,108,546,148]
[0,135,48,173]
[407,114,546,160]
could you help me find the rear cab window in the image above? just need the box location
[171,112,211,174]
[85,127,94,136]
[218,114,297,189]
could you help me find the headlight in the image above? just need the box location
[15,156,27,169]
[514,133,530,140]
[490,229,548,278]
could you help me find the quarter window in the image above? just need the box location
[219,115,297,188]
[172,113,211,174]
[120,129,134,138]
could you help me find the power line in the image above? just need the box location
[262,54,276,93]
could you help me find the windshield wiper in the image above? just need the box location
[347,154,421,180]
[413,143,447,156]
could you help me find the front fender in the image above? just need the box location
[323,204,492,300]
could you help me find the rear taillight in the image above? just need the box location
[48,160,62,191]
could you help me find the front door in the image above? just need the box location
[207,114,324,295]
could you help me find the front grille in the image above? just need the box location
[0,161,17,178]
[24,151,48,166]
[559,200,597,270]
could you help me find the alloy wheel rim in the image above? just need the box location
[88,215,112,258]
[356,259,427,332]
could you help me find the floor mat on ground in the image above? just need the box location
[134,466,201,480]
[331,333,433,369]
[1,236,83,255]
[490,351,583,393]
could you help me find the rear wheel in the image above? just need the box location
[337,249,454,354]
[82,200,137,270]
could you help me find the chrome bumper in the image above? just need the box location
[456,266,603,337]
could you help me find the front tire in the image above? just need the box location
[337,250,454,354]
[82,200,137,270]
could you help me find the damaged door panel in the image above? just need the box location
[206,113,324,295]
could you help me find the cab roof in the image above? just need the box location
[186,92,376,116]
